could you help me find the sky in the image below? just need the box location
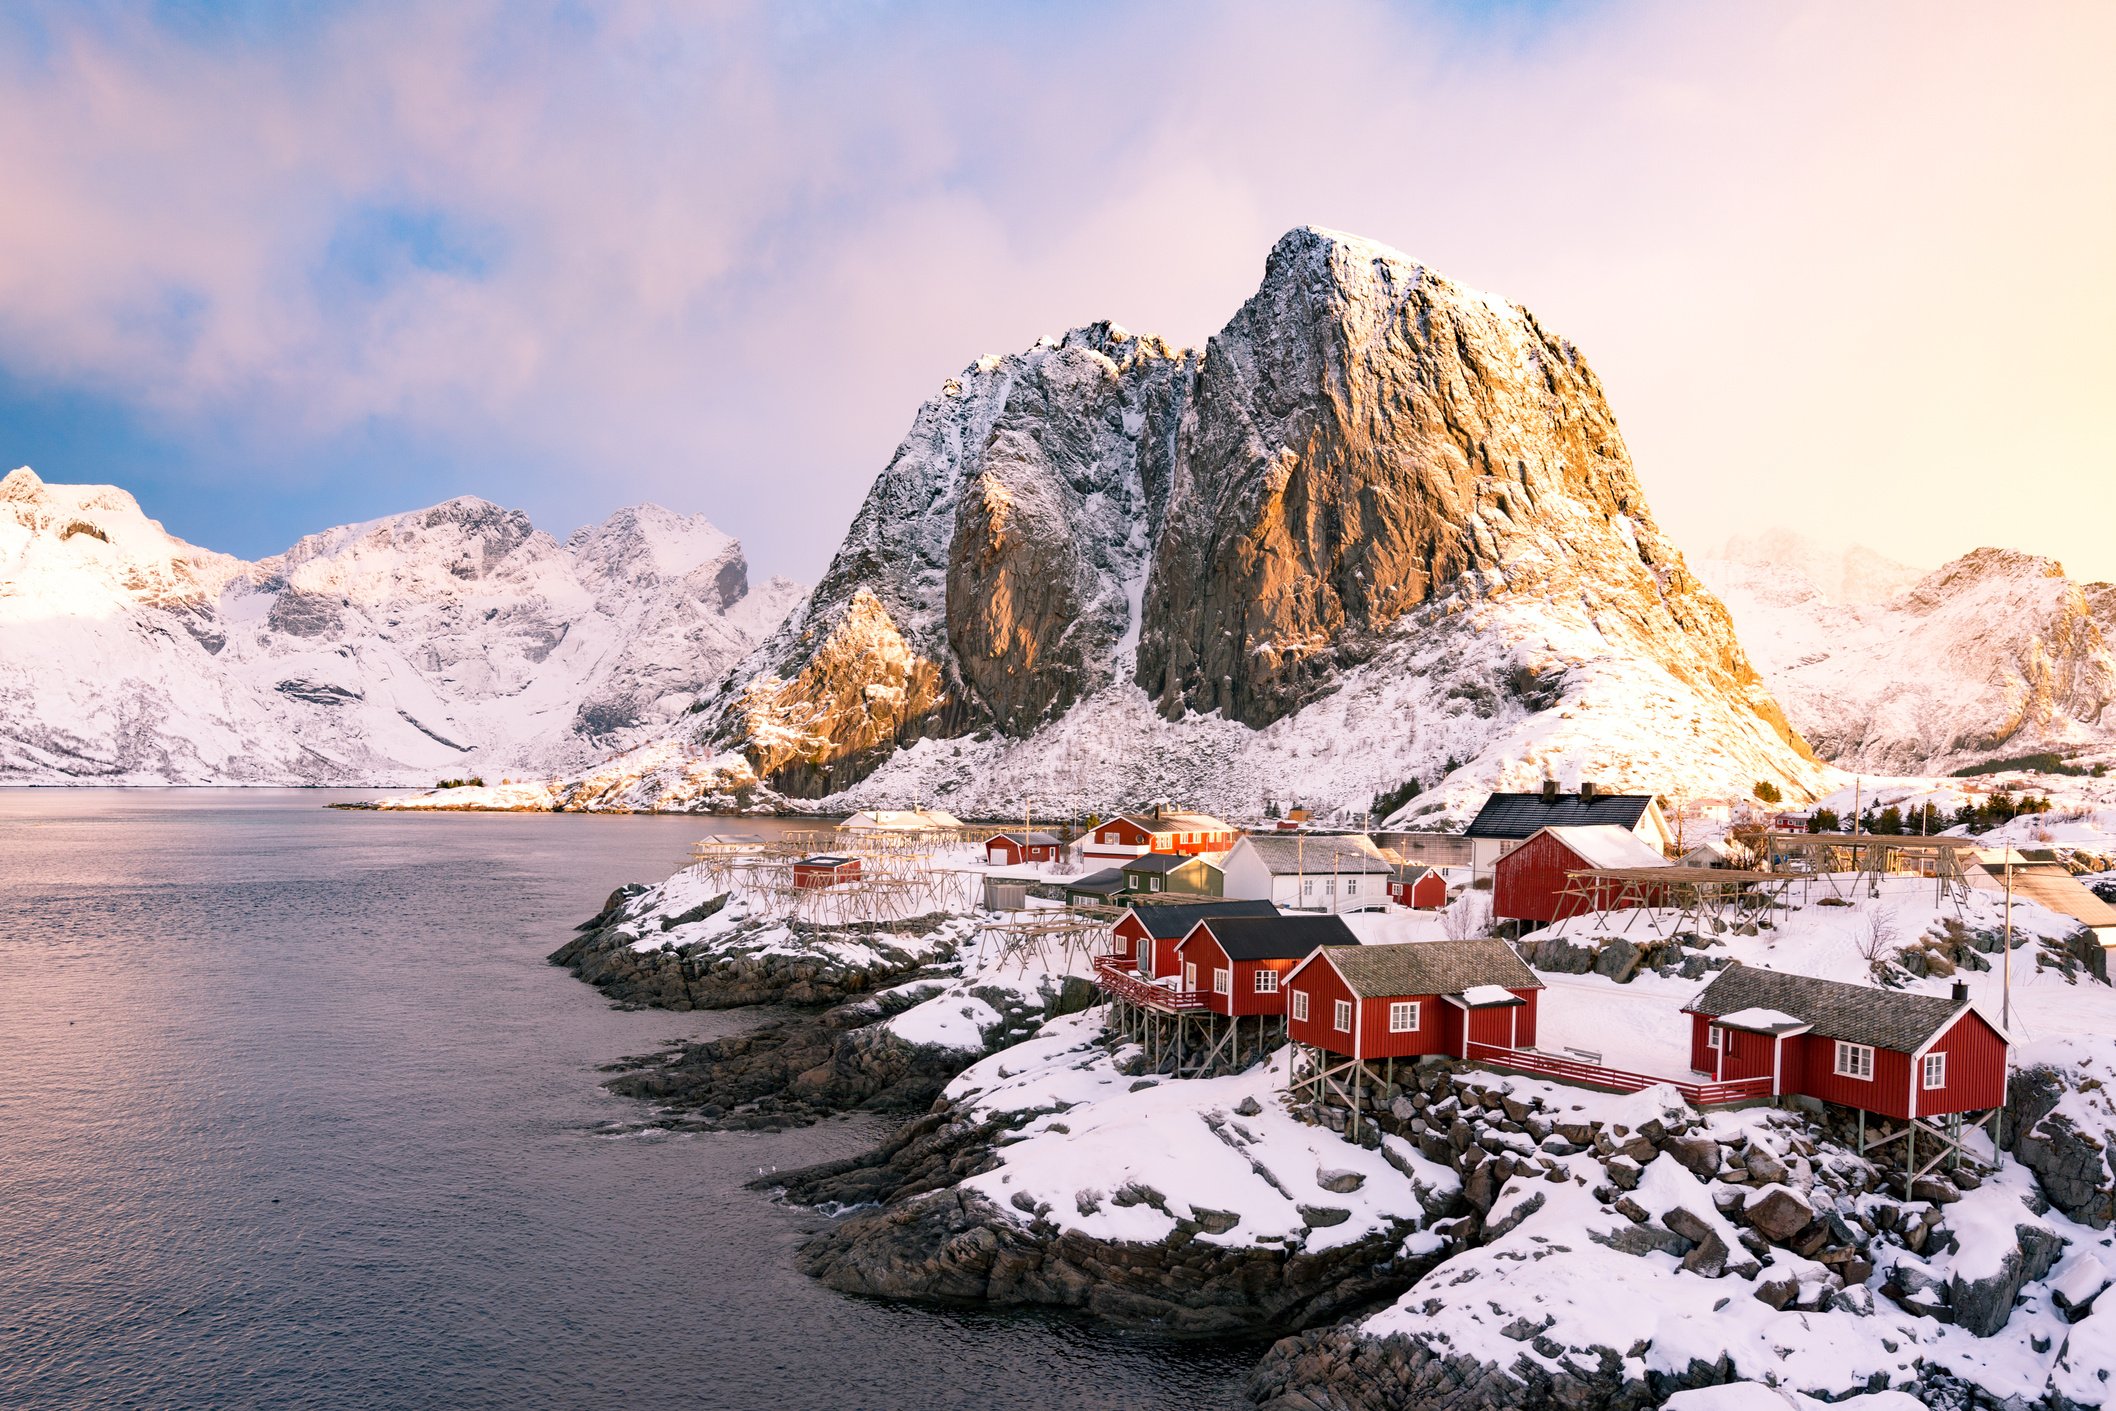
[1,0,2111,586]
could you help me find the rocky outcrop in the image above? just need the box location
[646,227,1819,811]
[2008,1064,2116,1229]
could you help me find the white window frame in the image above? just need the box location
[1183,962,1197,991]
[1291,989,1310,1022]
[1706,1024,1723,1051]
[1388,1001,1421,1033]
[1833,1041,1875,1081]
[1346,878,1359,895]
[1922,1052,1946,1090]
[1333,999,1353,1033]
[1303,878,1316,895]
[1213,966,1230,995]
[1253,970,1279,994]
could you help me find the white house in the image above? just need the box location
[840,808,966,833]
[1221,833,1394,914]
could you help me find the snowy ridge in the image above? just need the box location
[1698,532,2116,775]
[0,466,801,784]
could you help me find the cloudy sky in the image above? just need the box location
[2,1,2111,585]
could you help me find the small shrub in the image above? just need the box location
[1753,779,1783,805]
[436,776,487,790]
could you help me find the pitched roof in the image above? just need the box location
[1124,898,1280,939]
[1534,824,1669,871]
[987,830,1062,847]
[1119,810,1235,836]
[1687,963,1971,1052]
[1122,851,1224,876]
[1065,867,1128,895]
[841,808,965,831]
[1465,791,1655,840]
[1187,914,1359,961]
[1321,940,1543,998]
[796,854,858,867]
[1395,864,1442,883]
[1236,833,1395,875]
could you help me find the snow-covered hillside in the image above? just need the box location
[1698,533,2116,775]
[0,466,800,784]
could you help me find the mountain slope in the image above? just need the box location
[1699,533,2116,774]
[550,227,1827,820]
[0,466,799,784]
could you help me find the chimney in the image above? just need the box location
[1579,781,1598,802]
[1951,980,1969,1004]
[1540,780,1560,803]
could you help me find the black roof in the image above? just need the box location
[796,854,858,867]
[1687,963,1970,1053]
[1464,791,1655,840]
[1122,852,1222,876]
[1124,898,1280,938]
[1185,914,1359,961]
[1066,867,1128,896]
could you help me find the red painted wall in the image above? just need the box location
[1791,1034,1914,1119]
[1109,913,1149,967]
[793,860,859,889]
[1179,930,1301,1017]
[1915,1011,2008,1117]
[1389,873,1447,909]
[984,837,1060,866]
[1286,956,1360,1056]
[1492,831,1663,923]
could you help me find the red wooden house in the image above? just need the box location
[1388,864,1447,910]
[1109,898,1278,974]
[791,854,861,889]
[1284,939,1543,1060]
[1078,808,1239,865]
[1492,824,1668,924]
[1174,914,1359,1016]
[984,830,1063,866]
[1684,965,2008,1120]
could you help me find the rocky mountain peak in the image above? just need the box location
[661,226,1817,810]
[2,465,45,500]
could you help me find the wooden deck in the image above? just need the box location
[1091,955,1208,1012]
[1464,1042,1773,1107]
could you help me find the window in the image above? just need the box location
[1333,999,1353,1033]
[1183,962,1197,990]
[1291,989,1310,1022]
[1253,970,1279,994]
[1347,879,1359,895]
[1304,878,1316,896]
[1833,1041,1875,1081]
[1388,1001,1421,1033]
[1213,967,1230,995]
[1922,1053,1946,1090]
[1706,1025,1723,1050]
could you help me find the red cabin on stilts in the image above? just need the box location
[1106,898,1279,975]
[1283,940,1544,1061]
[1174,914,1358,1017]
[791,854,861,889]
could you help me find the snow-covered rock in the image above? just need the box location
[0,467,800,784]
[551,227,1828,821]
[1699,533,2116,775]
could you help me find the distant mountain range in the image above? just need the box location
[1696,531,2116,777]
[0,466,799,784]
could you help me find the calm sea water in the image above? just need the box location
[0,792,1254,1411]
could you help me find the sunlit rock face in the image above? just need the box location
[672,227,1819,813]
[0,468,800,784]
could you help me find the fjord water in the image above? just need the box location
[0,793,1251,1411]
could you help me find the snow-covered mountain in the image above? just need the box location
[1698,532,2116,775]
[542,227,1829,820]
[0,466,800,784]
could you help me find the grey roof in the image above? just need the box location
[1124,898,1280,939]
[1687,964,1966,1053]
[1464,792,1655,840]
[988,830,1062,847]
[1239,833,1394,875]
[1187,914,1360,961]
[1065,867,1128,895]
[1395,864,1441,883]
[1122,852,1223,877]
[1121,810,1235,836]
[796,854,858,867]
[1320,939,1543,998]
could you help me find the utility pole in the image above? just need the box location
[1851,778,1862,836]
[2003,847,2015,1032]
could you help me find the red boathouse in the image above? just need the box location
[1389,864,1447,910]
[1174,914,1359,1017]
[1492,824,1668,924]
[791,854,861,889]
[1108,898,1279,975]
[1683,964,2008,1120]
[984,831,1063,867]
[1284,939,1543,1061]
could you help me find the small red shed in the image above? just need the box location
[984,830,1063,867]
[1109,898,1279,974]
[791,854,861,889]
[1388,864,1448,910]
[1683,964,2009,1119]
[1174,914,1359,1015]
[1492,824,1668,924]
[1284,939,1543,1061]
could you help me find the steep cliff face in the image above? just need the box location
[642,227,1821,816]
[0,468,800,784]
[1701,539,2116,773]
